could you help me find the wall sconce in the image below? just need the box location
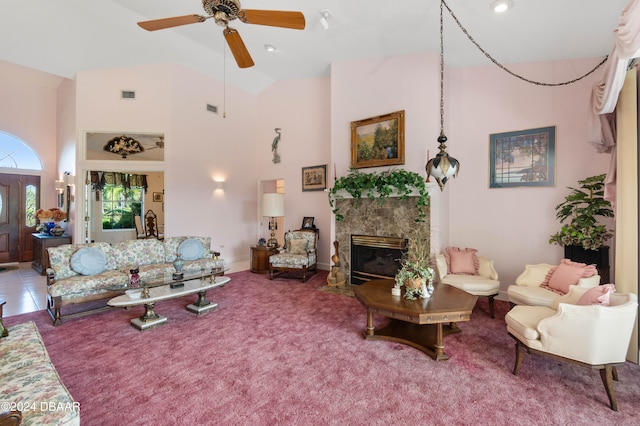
[55,180,64,207]
[215,181,224,191]
[63,172,74,187]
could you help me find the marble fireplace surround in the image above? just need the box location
[333,185,440,285]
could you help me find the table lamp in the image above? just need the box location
[262,193,285,248]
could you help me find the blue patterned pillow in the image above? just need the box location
[70,247,107,276]
[178,238,204,261]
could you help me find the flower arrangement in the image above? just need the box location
[394,227,434,300]
[35,208,66,222]
[50,208,66,222]
[35,209,53,221]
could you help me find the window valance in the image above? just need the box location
[90,171,148,191]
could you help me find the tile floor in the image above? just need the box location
[0,262,47,317]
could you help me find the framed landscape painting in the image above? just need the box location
[350,110,405,169]
[489,126,556,188]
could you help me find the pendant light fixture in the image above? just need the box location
[426,0,460,191]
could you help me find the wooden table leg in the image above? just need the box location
[365,311,375,337]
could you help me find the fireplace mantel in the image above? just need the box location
[332,182,442,285]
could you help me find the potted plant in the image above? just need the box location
[394,227,434,300]
[548,174,614,277]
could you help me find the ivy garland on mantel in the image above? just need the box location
[328,168,430,222]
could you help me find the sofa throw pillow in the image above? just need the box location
[289,239,308,255]
[178,238,204,261]
[444,247,479,275]
[540,259,597,295]
[577,283,616,306]
[70,247,107,276]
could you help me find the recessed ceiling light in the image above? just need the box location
[264,44,276,52]
[491,0,513,13]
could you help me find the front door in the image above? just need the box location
[0,173,40,263]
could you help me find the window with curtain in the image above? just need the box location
[91,172,148,230]
[101,184,143,230]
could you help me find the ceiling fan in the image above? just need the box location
[145,136,165,151]
[137,0,306,69]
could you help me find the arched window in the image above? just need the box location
[0,131,43,170]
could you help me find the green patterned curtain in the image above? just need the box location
[90,171,148,191]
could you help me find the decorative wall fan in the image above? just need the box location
[137,0,306,69]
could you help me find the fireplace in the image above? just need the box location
[350,235,408,285]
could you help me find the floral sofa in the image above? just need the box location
[1,321,79,425]
[46,236,224,325]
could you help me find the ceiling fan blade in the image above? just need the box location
[138,14,207,31]
[224,28,254,69]
[239,10,305,30]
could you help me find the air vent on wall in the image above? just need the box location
[121,90,136,99]
[206,104,218,114]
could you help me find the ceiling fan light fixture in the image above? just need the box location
[264,44,276,52]
[491,0,513,13]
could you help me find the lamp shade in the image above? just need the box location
[262,193,285,217]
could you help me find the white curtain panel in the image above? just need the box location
[591,0,640,115]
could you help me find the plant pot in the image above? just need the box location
[564,245,610,283]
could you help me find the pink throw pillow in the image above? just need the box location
[445,247,479,275]
[540,259,597,295]
[576,284,616,306]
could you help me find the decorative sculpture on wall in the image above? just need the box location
[272,128,281,164]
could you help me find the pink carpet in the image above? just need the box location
[5,270,640,425]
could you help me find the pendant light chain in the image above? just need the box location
[440,0,445,133]
[441,0,608,87]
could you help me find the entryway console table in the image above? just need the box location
[31,233,72,275]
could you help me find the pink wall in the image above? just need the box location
[329,54,614,295]
[0,55,618,283]
[257,78,331,267]
[0,61,63,209]
[448,59,612,293]
[72,64,261,264]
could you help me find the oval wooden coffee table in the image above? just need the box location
[354,279,478,361]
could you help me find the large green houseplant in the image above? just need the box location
[549,174,614,251]
[328,168,429,222]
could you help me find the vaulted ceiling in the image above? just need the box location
[0,0,630,94]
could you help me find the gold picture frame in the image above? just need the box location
[350,110,405,169]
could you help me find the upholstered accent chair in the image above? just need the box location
[269,229,318,282]
[507,262,600,308]
[505,286,638,411]
[435,250,500,318]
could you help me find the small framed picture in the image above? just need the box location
[153,192,163,202]
[302,165,327,192]
[301,217,315,229]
